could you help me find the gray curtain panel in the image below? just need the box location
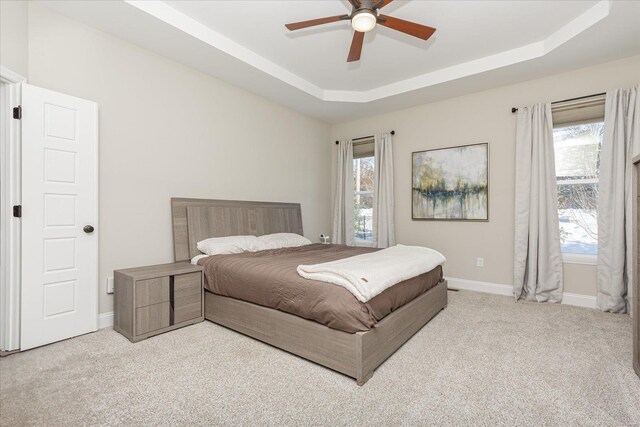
[597,86,639,313]
[372,133,396,248]
[332,139,355,245]
[513,103,564,302]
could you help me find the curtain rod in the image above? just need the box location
[335,130,395,145]
[511,92,605,113]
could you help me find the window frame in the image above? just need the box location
[352,148,375,247]
[552,102,604,265]
[562,252,597,265]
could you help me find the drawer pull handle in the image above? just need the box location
[169,276,175,326]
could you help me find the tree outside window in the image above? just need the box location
[553,122,603,255]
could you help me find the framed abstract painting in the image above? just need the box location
[412,142,489,221]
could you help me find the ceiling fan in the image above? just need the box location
[284,0,436,63]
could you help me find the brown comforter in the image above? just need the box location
[198,243,443,333]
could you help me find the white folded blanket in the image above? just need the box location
[297,245,446,303]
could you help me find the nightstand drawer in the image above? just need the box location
[136,302,170,335]
[114,262,204,342]
[135,277,170,307]
[174,272,201,299]
[174,293,202,324]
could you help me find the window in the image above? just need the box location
[353,156,374,243]
[553,121,603,256]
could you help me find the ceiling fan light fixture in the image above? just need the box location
[351,10,376,33]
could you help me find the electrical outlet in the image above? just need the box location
[106,277,114,294]
[476,257,484,268]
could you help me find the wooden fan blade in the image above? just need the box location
[376,0,394,9]
[285,15,347,31]
[378,14,436,40]
[347,31,365,62]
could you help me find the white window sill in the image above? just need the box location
[354,239,374,248]
[562,252,597,265]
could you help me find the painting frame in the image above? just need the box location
[411,142,489,222]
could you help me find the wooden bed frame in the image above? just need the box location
[171,198,447,385]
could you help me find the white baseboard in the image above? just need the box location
[445,277,597,309]
[446,277,512,296]
[560,292,598,309]
[98,312,114,329]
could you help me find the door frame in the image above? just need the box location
[0,66,26,353]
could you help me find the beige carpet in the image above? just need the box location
[1,290,639,426]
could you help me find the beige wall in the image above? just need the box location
[0,0,28,77]
[332,55,640,297]
[27,4,332,315]
[18,2,640,315]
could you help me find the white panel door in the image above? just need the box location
[21,84,98,350]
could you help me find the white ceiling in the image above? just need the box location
[38,0,640,123]
[165,0,600,91]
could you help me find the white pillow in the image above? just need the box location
[197,235,262,256]
[258,233,312,250]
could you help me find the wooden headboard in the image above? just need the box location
[171,198,304,262]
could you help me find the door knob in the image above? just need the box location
[83,225,95,234]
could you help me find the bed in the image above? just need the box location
[171,198,448,385]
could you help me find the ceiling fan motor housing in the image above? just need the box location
[353,0,377,12]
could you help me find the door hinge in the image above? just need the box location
[12,205,22,218]
[12,106,21,120]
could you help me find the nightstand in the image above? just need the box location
[114,262,204,342]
